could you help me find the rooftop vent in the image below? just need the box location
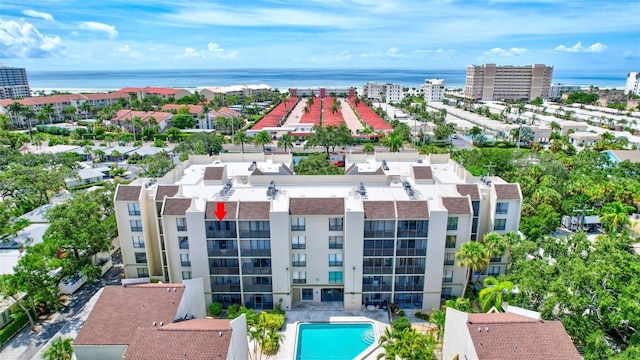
[267,181,278,197]
[248,161,257,171]
[381,160,389,170]
[417,159,423,164]
[220,179,233,196]
[358,182,367,196]
[403,180,414,197]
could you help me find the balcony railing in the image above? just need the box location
[239,230,271,238]
[242,266,272,275]
[211,284,241,292]
[243,284,273,292]
[206,230,237,238]
[362,284,392,291]
[291,226,305,231]
[210,267,240,275]
[490,257,502,263]
[394,284,424,292]
[442,278,453,283]
[396,230,428,238]
[395,248,427,257]
[364,230,395,238]
[394,266,425,275]
[208,248,238,257]
[292,261,306,267]
[363,266,393,274]
[181,261,191,267]
[240,249,271,257]
[363,249,394,256]
[291,244,306,249]
[444,260,455,266]
[292,279,307,284]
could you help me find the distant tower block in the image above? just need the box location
[349,88,356,98]
[320,88,326,98]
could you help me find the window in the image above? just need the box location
[495,202,509,215]
[329,217,344,231]
[132,236,144,248]
[329,236,343,249]
[493,219,507,231]
[447,217,458,231]
[292,254,306,267]
[291,217,305,231]
[180,253,191,267]
[444,253,455,266]
[291,236,306,249]
[182,271,192,280]
[490,255,502,263]
[443,270,453,283]
[176,218,187,231]
[179,236,189,249]
[302,288,313,300]
[293,271,307,284]
[130,220,143,232]
[441,287,452,300]
[472,201,480,216]
[445,235,456,249]
[135,252,147,264]
[128,203,140,216]
[329,253,343,266]
[137,267,149,277]
[329,271,343,284]
[487,266,500,277]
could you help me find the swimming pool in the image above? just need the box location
[295,322,376,359]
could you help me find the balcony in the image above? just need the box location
[292,279,307,284]
[394,284,424,292]
[442,278,453,283]
[395,266,425,275]
[239,230,271,238]
[210,267,239,275]
[444,260,455,266]
[242,265,272,275]
[181,261,191,267]
[243,284,273,292]
[292,262,306,267]
[208,248,238,257]
[490,257,502,263]
[363,249,394,256]
[395,248,427,257]
[206,230,237,238]
[241,249,271,257]
[362,283,392,291]
[363,266,393,274]
[396,230,427,238]
[364,230,395,238]
[211,284,241,292]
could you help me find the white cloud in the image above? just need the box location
[78,21,118,39]
[554,41,608,53]
[0,19,63,58]
[118,44,142,58]
[23,10,55,22]
[361,47,406,58]
[337,50,351,61]
[178,42,238,60]
[484,47,527,57]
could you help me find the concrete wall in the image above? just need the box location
[74,344,127,360]
[442,308,477,360]
[228,314,249,360]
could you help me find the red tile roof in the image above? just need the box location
[347,97,392,131]
[143,87,185,95]
[300,97,321,126]
[322,96,345,127]
[74,284,184,346]
[252,97,299,130]
[112,110,172,123]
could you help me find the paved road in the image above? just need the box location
[0,250,123,360]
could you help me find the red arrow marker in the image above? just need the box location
[215,202,227,221]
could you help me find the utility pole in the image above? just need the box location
[483,162,497,177]
[572,205,595,232]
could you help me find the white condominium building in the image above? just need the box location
[422,79,445,102]
[113,152,521,311]
[200,84,272,103]
[363,82,404,103]
[625,72,640,96]
[549,83,582,101]
[465,64,553,101]
[0,66,30,99]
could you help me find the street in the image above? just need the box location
[0,250,123,360]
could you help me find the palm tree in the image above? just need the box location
[381,132,404,152]
[479,276,514,312]
[233,131,251,153]
[482,232,508,260]
[42,103,55,124]
[277,133,294,153]
[110,150,122,168]
[201,102,212,129]
[80,102,92,119]
[8,101,24,127]
[43,337,74,360]
[253,130,273,152]
[0,275,36,329]
[330,101,339,114]
[363,143,375,153]
[550,121,561,133]
[20,107,35,142]
[600,201,635,233]
[456,241,490,298]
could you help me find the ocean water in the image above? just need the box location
[27,68,627,92]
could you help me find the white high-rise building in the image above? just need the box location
[625,72,640,95]
[363,82,404,103]
[465,64,553,101]
[422,79,445,102]
[549,83,581,101]
[0,66,30,99]
[114,153,522,311]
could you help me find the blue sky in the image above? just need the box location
[1,0,638,72]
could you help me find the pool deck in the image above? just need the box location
[278,303,391,360]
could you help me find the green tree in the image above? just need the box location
[43,337,74,360]
[253,131,273,152]
[139,152,176,177]
[478,276,514,312]
[0,274,36,329]
[456,241,490,297]
[381,132,404,152]
[233,131,251,153]
[277,133,294,153]
[7,101,24,127]
[600,201,634,233]
[362,142,375,153]
[171,113,196,129]
[294,153,343,175]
